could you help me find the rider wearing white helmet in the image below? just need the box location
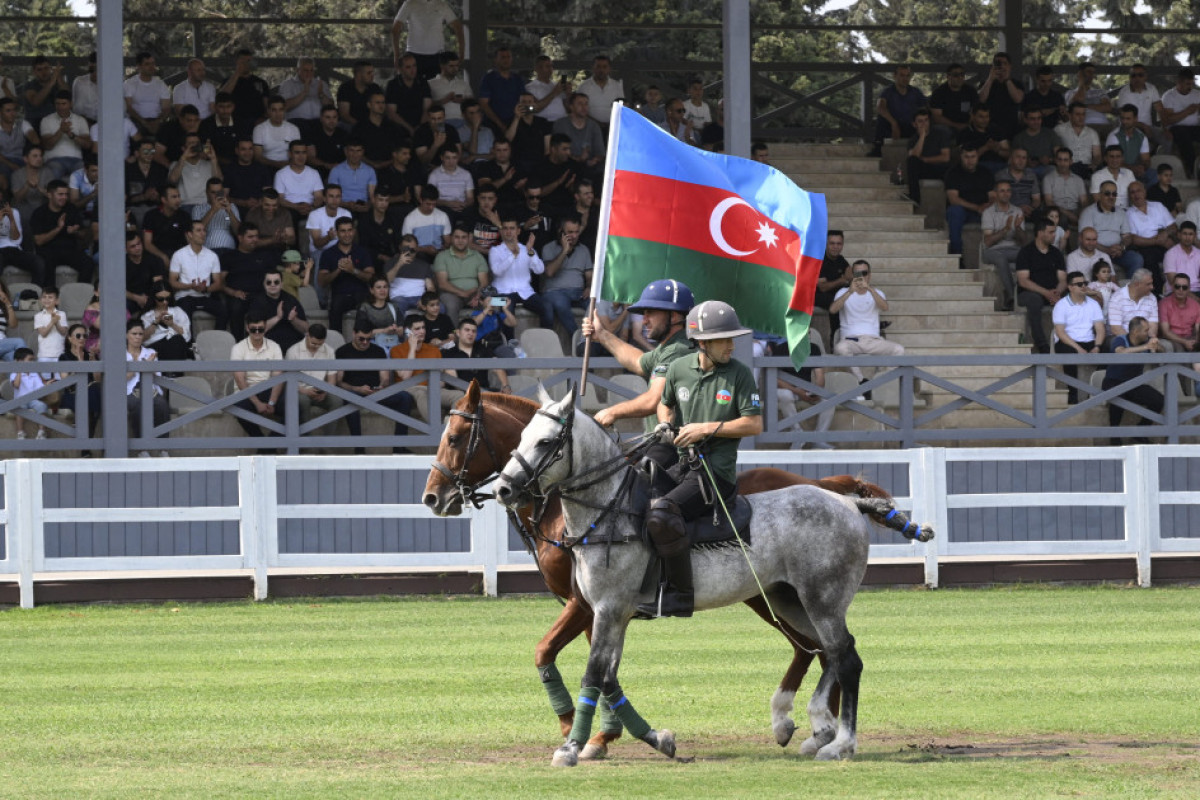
[640,300,763,619]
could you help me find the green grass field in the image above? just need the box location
[0,585,1198,799]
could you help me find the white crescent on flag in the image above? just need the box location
[708,197,758,257]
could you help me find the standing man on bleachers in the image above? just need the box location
[391,0,463,80]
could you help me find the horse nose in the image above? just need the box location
[422,492,440,509]
[496,482,513,504]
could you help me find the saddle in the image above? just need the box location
[686,495,752,547]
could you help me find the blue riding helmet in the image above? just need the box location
[628,279,695,314]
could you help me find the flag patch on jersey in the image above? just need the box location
[715,389,732,405]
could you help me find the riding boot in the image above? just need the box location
[636,498,692,619]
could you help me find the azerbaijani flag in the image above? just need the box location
[590,105,827,370]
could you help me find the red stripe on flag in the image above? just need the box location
[608,170,802,277]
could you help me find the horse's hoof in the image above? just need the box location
[578,742,607,760]
[773,718,797,747]
[799,728,836,757]
[644,729,676,759]
[815,737,857,761]
[551,742,580,767]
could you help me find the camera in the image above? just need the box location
[853,270,868,279]
[401,246,416,255]
[490,297,506,307]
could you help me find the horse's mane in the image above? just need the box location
[480,390,540,419]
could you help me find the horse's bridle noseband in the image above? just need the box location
[430,407,505,509]
[505,408,575,501]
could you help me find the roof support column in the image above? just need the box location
[723,0,752,158]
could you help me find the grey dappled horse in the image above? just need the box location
[494,385,921,766]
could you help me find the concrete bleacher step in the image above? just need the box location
[869,270,978,285]
[877,284,986,301]
[772,157,882,174]
[785,172,897,189]
[812,186,907,202]
[903,343,1034,356]
[835,230,946,243]
[845,241,953,257]
[771,143,869,158]
[835,215,928,232]
[884,298,996,315]
[885,329,1022,348]
[827,201,915,216]
[870,256,961,270]
[886,314,1022,332]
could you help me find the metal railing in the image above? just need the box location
[3,352,1199,456]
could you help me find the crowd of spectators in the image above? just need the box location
[0,28,739,447]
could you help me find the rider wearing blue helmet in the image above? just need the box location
[580,278,696,436]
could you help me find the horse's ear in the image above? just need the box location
[465,379,481,409]
[564,381,578,409]
[536,381,552,405]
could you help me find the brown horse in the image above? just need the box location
[423,380,907,758]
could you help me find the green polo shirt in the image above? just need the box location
[660,353,761,484]
[635,327,695,434]
[433,249,488,292]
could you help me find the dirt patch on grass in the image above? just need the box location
[429,733,1200,768]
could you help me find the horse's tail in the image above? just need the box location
[817,474,935,542]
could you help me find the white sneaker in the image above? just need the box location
[138,450,152,458]
[16,431,26,440]
[35,429,46,440]
[158,451,170,458]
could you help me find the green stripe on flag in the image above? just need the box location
[785,308,813,371]
[603,236,795,336]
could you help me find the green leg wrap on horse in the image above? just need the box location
[598,696,624,736]
[602,689,651,740]
[567,686,601,744]
[538,663,575,717]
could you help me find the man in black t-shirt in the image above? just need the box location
[1015,218,1068,353]
[31,180,93,282]
[335,318,414,452]
[247,269,307,353]
[220,223,276,338]
[944,145,996,256]
[905,108,951,203]
[125,230,167,312]
[929,63,978,134]
[385,55,432,135]
[223,139,274,215]
[814,230,851,337]
[143,185,193,265]
[533,135,579,217]
[307,105,348,176]
[507,95,553,171]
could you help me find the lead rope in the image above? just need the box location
[697,453,822,656]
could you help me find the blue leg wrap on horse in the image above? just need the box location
[567,686,601,744]
[599,696,624,735]
[602,690,651,740]
[538,663,575,716]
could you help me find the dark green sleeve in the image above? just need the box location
[660,361,678,409]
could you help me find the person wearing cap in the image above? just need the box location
[639,299,762,619]
[580,279,696,442]
[278,249,311,298]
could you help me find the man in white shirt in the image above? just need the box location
[391,0,464,79]
[402,186,452,259]
[285,323,343,421]
[527,55,569,124]
[1054,102,1101,179]
[71,53,99,123]
[1126,180,1177,294]
[1116,64,1163,145]
[1160,67,1200,179]
[1066,227,1113,276]
[230,310,285,438]
[1052,271,1106,403]
[123,52,172,135]
[172,58,216,120]
[426,146,474,218]
[273,140,325,220]
[278,57,333,127]
[488,215,547,323]
[427,52,472,133]
[253,96,302,169]
[1090,145,1136,209]
[576,55,624,129]
[306,184,352,257]
[39,90,90,180]
[831,259,904,384]
[169,219,227,329]
[168,132,222,209]
[1107,268,1159,337]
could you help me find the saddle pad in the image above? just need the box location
[686,495,752,546]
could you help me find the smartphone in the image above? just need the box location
[490,297,506,307]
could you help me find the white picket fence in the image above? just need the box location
[1,446,1198,608]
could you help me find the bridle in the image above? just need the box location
[430,406,506,510]
[505,407,576,503]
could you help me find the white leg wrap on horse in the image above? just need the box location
[771,688,798,747]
